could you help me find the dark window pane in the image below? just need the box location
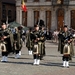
[22,11,27,26]
[2,10,6,18]
[8,10,12,18]
[71,10,75,29]
[34,11,39,25]
[34,0,39,2]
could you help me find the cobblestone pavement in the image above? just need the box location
[0,40,75,75]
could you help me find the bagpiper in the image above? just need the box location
[39,26,46,60]
[0,23,14,62]
[32,24,45,65]
[13,27,22,59]
[58,28,63,53]
[26,28,33,55]
[58,25,74,67]
[38,19,46,59]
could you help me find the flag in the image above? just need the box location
[21,0,27,12]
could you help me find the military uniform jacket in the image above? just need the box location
[39,30,46,56]
[13,31,22,50]
[26,31,34,49]
[32,30,45,54]
[58,31,74,56]
[0,28,14,52]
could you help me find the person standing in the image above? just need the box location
[0,23,14,62]
[13,27,22,59]
[32,24,43,65]
[26,28,33,55]
[58,28,63,53]
[39,26,46,60]
[58,25,74,67]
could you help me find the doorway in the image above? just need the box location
[57,8,64,30]
[71,10,75,29]
[46,11,51,30]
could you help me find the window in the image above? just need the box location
[24,0,27,2]
[34,0,39,2]
[22,11,27,26]
[14,11,16,20]
[2,4,6,18]
[8,10,12,18]
[2,10,6,18]
[71,10,75,29]
[46,0,51,1]
[34,11,39,25]
[2,4,6,9]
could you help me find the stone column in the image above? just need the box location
[27,9,34,27]
[16,0,22,24]
[32,10,34,27]
[51,9,57,31]
[16,7,22,25]
[19,9,22,24]
[68,9,71,28]
[16,7,20,23]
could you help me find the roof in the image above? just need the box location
[2,0,16,4]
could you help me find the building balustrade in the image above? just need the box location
[52,0,70,6]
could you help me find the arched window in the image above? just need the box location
[34,11,39,25]
[46,11,51,30]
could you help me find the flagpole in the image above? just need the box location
[6,15,8,24]
[6,15,9,27]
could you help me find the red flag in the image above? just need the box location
[21,0,27,12]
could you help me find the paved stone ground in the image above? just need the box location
[0,40,75,75]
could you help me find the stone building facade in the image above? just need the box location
[16,0,75,31]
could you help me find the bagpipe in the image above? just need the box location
[0,29,9,41]
[63,42,70,56]
[32,31,40,54]
[0,42,6,52]
[13,33,22,50]
[0,30,9,52]
[13,39,22,51]
[26,33,33,48]
[32,31,40,43]
[63,34,72,55]
[33,44,38,54]
[37,30,45,42]
[33,31,45,55]
[64,33,72,44]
